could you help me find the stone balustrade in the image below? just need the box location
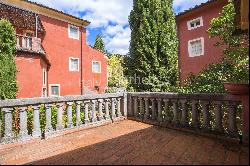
[127,92,245,141]
[0,93,126,144]
[0,92,248,145]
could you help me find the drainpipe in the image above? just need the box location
[80,25,83,95]
[35,14,38,38]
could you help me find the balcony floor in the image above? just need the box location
[0,120,249,165]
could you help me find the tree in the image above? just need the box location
[128,0,179,92]
[107,54,128,92]
[0,19,18,99]
[93,35,105,53]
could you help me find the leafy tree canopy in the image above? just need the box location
[0,19,17,99]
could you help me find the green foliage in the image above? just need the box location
[207,0,249,84]
[93,35,106,53]
[107,54,128,92]
[0,19,18,99]
[128,0,179,92]
[182,0,249,93]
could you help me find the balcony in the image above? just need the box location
[16,34,45,55]
[0,93,249,165]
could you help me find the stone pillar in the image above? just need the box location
[144,98,149,121]
[66,102,73,128]
[139,97,144,119]
[2,108,14,143]
[45,104,54,135]
[111,98,116,119]
[133,97,138,118]
[214,101,223,132]
[117,98,122,117]
[56,103,64,131]
[98,99,104,121]
[84,102,90,124]
[191,100,199,128]
[242,95,249,144]
[172,99,179,126]
[180,100,188,127]
[122,93,128,118]
[201,101,211,130]
[163,99,170,123]
[18,107,30,141]
[32,106,41,138]
[104,99,111,120]
[150,98,156,120]
[227,102,238,138]
[157,99,163,122]
[76,101,82,127]
[91,100,97,122]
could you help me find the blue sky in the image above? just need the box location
[29,0,208,55]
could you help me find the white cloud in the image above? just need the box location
[103,25,131,55]
[29,0,208,54]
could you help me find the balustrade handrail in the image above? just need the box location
[128,92,241,102]
[0,93,124,108]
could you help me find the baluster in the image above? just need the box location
[214,101,223,132]
[84,102,90,124]
[18,107,30,141]
[104,99,111,120]
[227,102,239,138]
[180,100,188,127]
[45,104,54,135]
[32,106,41,138]
[117,98,122,117]
[76,101,82,127]
[157,99,163,122]
[172,99,179,126]
[139,97,144,119]
[2,108,14,143]
[111,98,116,119]
[201,101,211,130]
[133,97,138,118]
[191,100,199,128]
[144,98,150,121]
[98,99,104,121]
[163,99,170,123]
[56,103,64,131]
[66,102,73,128]
[91,100,97,122]
[150,98,156,120]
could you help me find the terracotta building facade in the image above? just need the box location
[176,0,228,81]
[0,0,108,98]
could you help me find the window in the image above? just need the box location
[68,24,79,39]
[92,61,101,73]
[42,87,47,97]
[188,37,204,57]
[49,84,60,96]
[22,32,33,49]
[42,68,47,86]
[187,17,203,30]
[69,57,79,71]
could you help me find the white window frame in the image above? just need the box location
[187,16,203,30]
[188,37,205,57]
[49,84,61,97]
[69,57,80,72]
[42,68,47,87]
[42,87,47,97]
[68,24,79,40]
[92,61,101,73]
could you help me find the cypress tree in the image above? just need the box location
[128,0,179,92]
[93,35,105,53]
[0,19,17,99]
